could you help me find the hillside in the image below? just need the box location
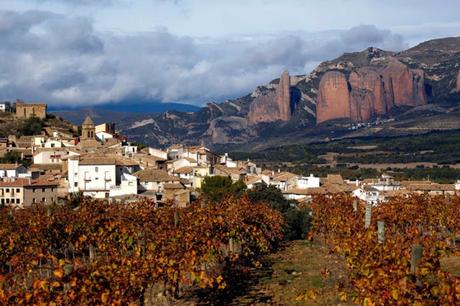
[0,112,77,138]
[55,36,460,150]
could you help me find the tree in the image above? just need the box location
[200,176,247,203]
[247,184,311,240]
[0,151,31,167]
[22,116,43,135]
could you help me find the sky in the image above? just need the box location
[1,0,460,107]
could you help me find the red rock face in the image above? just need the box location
[248,71,291,124]
[382,60,427,107]
[316,59,427,124]
[349,68,386,114]
[350,89,375,122]
[316,71,350,124]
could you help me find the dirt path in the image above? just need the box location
[228,240,352,305]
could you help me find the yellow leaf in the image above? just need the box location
[391,289,399,300]
[338,291,347,302]
[364,297,375,306]
[53,269,63,278]
[101,292,109,303]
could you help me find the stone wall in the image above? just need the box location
[16,102,47,119]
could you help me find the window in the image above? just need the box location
[5,188,9,193]
[42,188,45,192]
[16,188,20,193]
[42,198,46,203]
[16,199,20,204]
[6,199,9,204]
[74,182,78,187]
[33,188,36,193]
[0,199,4,204]
[32,198,36,203]
[95,167,99,173]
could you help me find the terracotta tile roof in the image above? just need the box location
[30,164,62,171]
[164,183,185,190]
[214,164,243,176]
[0,163,24,170]
[326,174,344,185]
[245,175,262,185]
[0,177,58,187]
[174,166,194,174]
[78,156,138,166]
[134,169,179,182]
[272,172,297,182]
[283,187,327,195]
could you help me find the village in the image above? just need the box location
[0,101,458,209]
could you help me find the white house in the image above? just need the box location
[149,148,168,160]
[95,131,114,143]
[353,186,380,205]
[220,153,237,168]
[296,174,320,189]
[68,156,140,198]
[43,138,63,148]
[122,143,138,156]
[0,102,11,112]
[33,149,79,165]
[134,168,180,193]
[0,164,28,178]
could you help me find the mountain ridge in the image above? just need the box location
[55,36,460,150]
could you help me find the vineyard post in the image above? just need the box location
[174,211,179,227]
[352,199,357,212]
[377,221,385,244]
[364,203,372,229]
[410,244,423,273]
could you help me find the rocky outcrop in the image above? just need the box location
[350,89,375,122]
[349,68,386,114]
[316,71,350,123]
[316,59,428,124]
[248,71,291,124]
[382,60,426,107]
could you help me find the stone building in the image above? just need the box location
[0,178,58,207]
[81,116,96,140]
[15,100,47,119]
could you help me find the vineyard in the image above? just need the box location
[0,196,284,305]
[310,194,460,305]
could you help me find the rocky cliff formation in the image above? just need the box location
[316,71,351,123]
[100,36,460,148]
[316,57,428,124]
[248,71,291,124]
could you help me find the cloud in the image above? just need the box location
[0,10,409,106]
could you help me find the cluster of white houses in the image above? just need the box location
[1,103,460,208]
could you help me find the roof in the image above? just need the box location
[326,174,344,185]
[174,166,194,174]
[82,116,95,126]
[272,172,297,182]
[0,178,58,187]
[0,163,24,170]
[134,169,180,182]
[164,183,185,190]
[30,164,62,171]
[78,156,138,166]
[283,187,327,195]
[214,164,244,176]
[245,175,262,185]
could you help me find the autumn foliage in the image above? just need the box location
[0,196,284,304]
[310,194,460,305]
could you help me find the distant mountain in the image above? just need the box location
[53,37,460,151]
[53,101,200,125]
